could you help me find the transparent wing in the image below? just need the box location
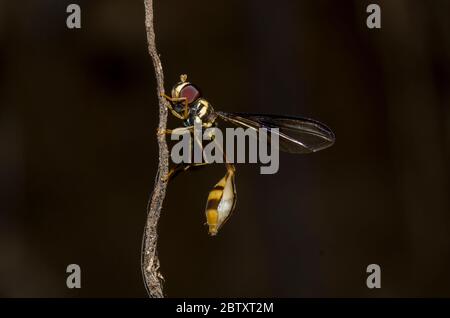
[216,111,335,153]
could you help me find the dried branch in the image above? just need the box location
[141,0,169,298]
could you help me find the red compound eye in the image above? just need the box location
[180,84,201,103]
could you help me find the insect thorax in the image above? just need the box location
[183,98,216,127]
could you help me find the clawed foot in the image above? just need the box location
[160,173,170,182]
[156,128,168,136]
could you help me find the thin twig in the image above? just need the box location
[141,0,169,298]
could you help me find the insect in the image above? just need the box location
[159,74,335,236]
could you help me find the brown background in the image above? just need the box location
[0,0,449,297]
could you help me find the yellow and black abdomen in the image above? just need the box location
[205,168,237,236]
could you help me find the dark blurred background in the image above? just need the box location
[0,0,449,297]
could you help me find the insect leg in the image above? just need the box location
[162,162,210,182]
[159,121,215,180]
[157,127,190,135]
[161,93,189,120]
[157,122,213,136]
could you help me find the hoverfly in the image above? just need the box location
[159,74,335,236]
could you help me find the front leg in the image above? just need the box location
[161,93,189,120]
[157,122,213,136]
